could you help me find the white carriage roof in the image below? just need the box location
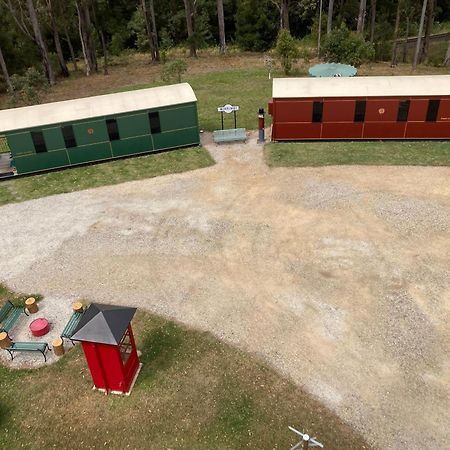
[0,83,197,133]
[272,75,450,99]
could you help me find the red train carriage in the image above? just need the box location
[268,75,450,141]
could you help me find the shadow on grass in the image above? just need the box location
[137,323,185,384]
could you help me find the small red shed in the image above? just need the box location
[71,303,141,395]
[269,75,450,140]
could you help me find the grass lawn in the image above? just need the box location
[0,147,213,206]
[0,286,371,450]
[116,67,277,132]
[265,141,450,167]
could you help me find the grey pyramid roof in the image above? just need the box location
[71,303,137,345]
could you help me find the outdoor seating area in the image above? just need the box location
[0,298,86,365]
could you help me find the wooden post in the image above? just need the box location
[0,332,12,349]
[72,302,84,313]
[53,337,65,356]
[25,297,38,314]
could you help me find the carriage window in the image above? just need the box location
[354,101,366,122]
[426,100,440,122]
[62,125,77,148]
[106,119,120,140]
[148,112,161,134]
[397,100,410,122]
[312,102,323,123]
[31,131,47,153]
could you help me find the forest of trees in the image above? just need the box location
[0,0,449,93]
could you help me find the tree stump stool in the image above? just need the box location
[53,337,65,357]
[0,331,12,349]
[25,297,38,314]
[72,302,84,313]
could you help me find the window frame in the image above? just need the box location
[31,131,47,153]
[106,119,120,141]
[426,99,440,122]
[61,125,77,148]
[312,101,323,123]
[397,100,410,122]
[354,100,366,122]
[148,112,161,134]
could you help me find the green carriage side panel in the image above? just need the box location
[73,120,109,146]
[111,135,153,157]
[67,142,112,165]
[6,132,35,156]
[42,127,66,151]
[159,104,198,132]
[13,150,70,174]
[116,113,150,139]
[152,127,200,151]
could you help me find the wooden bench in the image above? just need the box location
[6,342,50,362]
[213,128,247,143]
[0,301,27,336]
[61,311,84,344]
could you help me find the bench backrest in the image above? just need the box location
[0,301,13,322]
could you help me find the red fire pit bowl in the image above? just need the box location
[29,318,50,337]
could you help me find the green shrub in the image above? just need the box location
[276,29,300,75]
[322,23,375,67]
[161,59,188,83]
[8,67,48,107]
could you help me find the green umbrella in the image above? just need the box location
[308,63,357,77]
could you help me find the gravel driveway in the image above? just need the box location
[1,132,449,450]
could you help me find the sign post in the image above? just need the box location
[217,104,240,130]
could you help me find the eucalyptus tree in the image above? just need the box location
[183,0,197,57]
[369,0,376,42]
[217,0,226,53]
[390,0,401,66]
[0,45,13,91]
[327,0,333,34]
[413,0,428,69]
[357,0,367,33]
[75,0,97,75]
[46,0,69,77]
[1,0,55,84]
[419,0,434,63]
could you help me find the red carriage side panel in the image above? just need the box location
[322,123,363,139]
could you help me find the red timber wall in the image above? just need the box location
[81,327,139,393]
[269,96,450,140]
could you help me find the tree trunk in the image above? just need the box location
[26,0,55,85]
[76,0,97,75]
[141,0,156,62]
[369,0,376,43]
[183,0,197,57]
[99,30,108,75]
[445,40,450,66]
[64,28,78,72]
[390,1,401,66]
[419,0,434,63]
[280,0,289,30]
[318,0,323,56]
[0,45,13,92]
[402,17,409,63]
[217,0,226,53]
[327,0,334,34]
[413,0,428,70]
[357,0,367,34]
[47,0,69,77]
[148,0,160,61]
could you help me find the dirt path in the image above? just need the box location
[1,133,449,450]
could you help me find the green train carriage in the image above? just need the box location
[0,83,200,175]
